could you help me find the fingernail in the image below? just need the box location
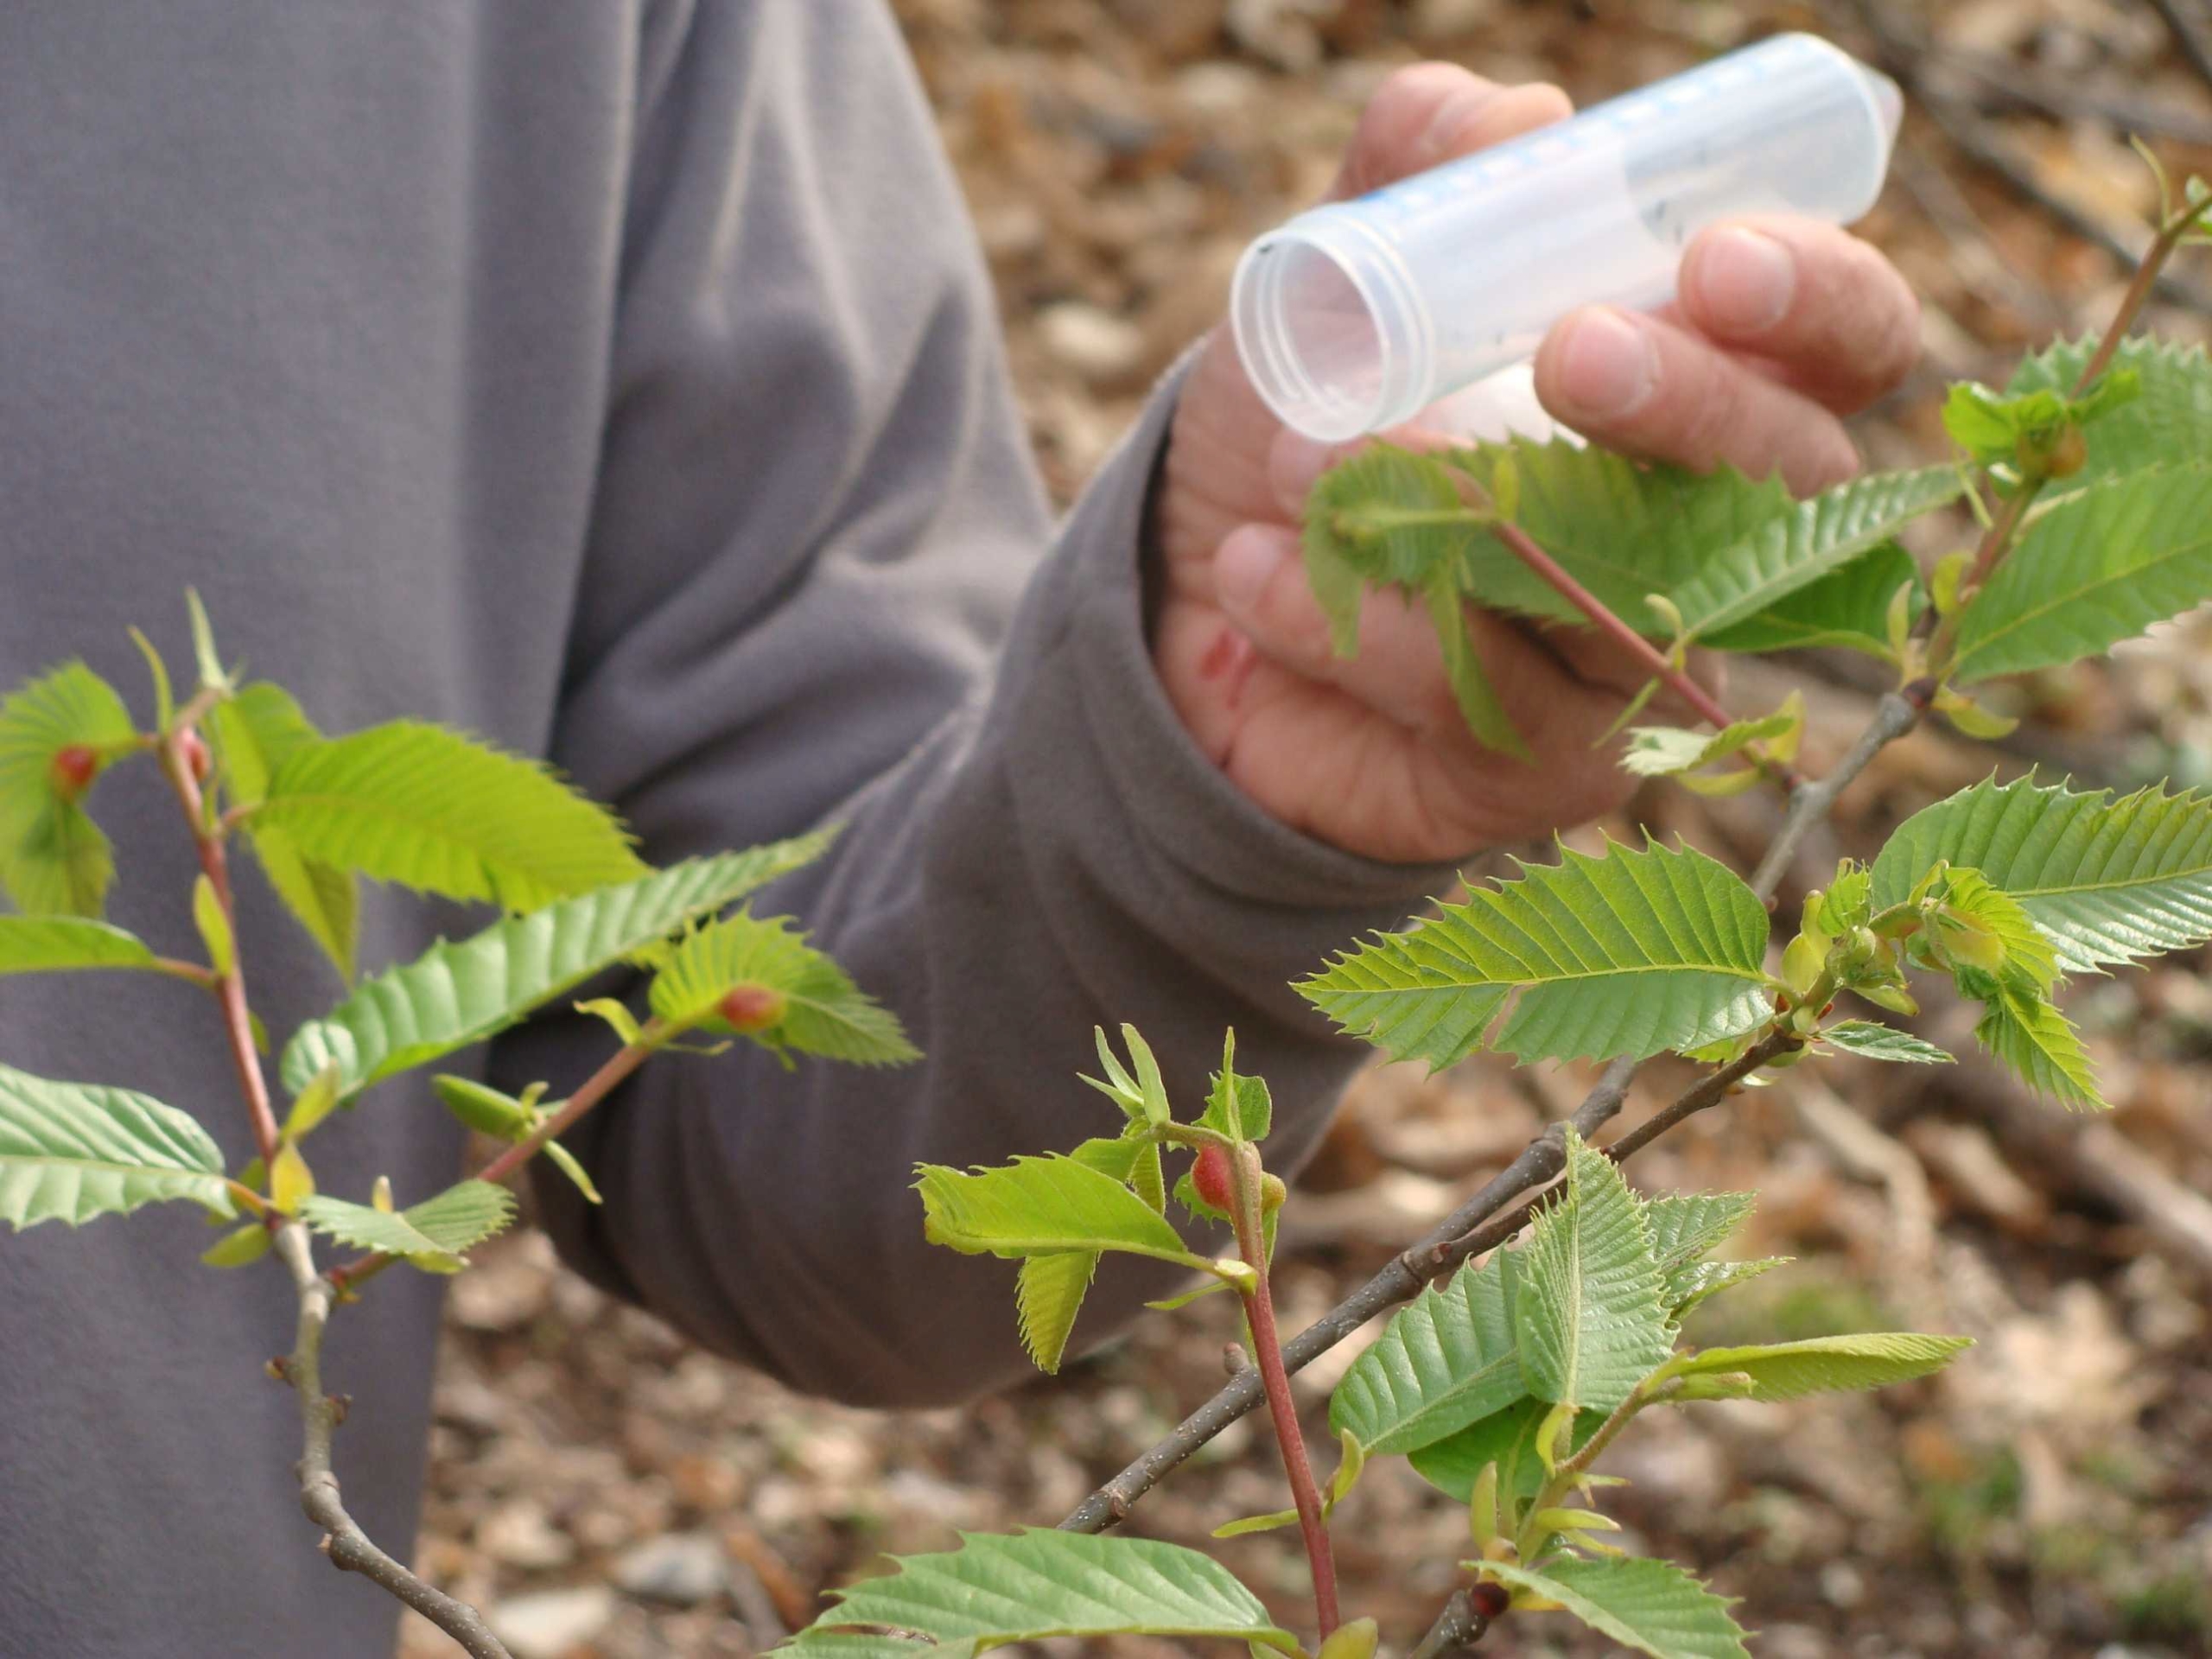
[1215,530,1285,613]
[1554,308,1658,419]
[1692,226,1796,335]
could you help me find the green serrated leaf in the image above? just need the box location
[1424,569,1529,759]
[0,917,159,976]
[1440,441,1796,633]
[1299,838,1773,1070]
[1872,774,2212,974]
[1673,1332,1972,1400]
[1478,1557,1750,1659]
[1016,1251,1099,1375]
[1639,1192,1756,1276]
[1936,868,2061,993]
[1330,1246,1524,1455]
[1408,1396,1599,1503]
[298,1178,516,1273]
[916,1155,1197,1266]
[0,1061,232,1228]
[1820,1021,1954,1064]
[2004,335,2212,486]
[1305,444,1483,632]
[784,1529,1298,1653]
[252,720,648,912]
[1701,541,1926,658]
[1198,1030,1272,1144]
[1622,698,1799,781]
[1516,1128,1675,1414]
[210,684,359,979]
[649,910,915,1066]
[1950,462,2212,683]
[1974,983,2104,1109]
[283,840,836,1099]
[1667,1255,1790,1317]
[1664,467,1961,639]
[0,663,138,917]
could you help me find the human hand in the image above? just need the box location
[1153,64,1920,864]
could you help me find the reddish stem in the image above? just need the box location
[1229,1144,1339,1641]
[157,707,282,1169]
[1484,516,1799,787]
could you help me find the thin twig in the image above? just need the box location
[1061,695,1918,1536]
[276,1224,512,1659]
[1409,1590,1490,1658]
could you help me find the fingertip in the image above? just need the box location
[1214,524,1298,618]
[1681,224,1797,341]
[1535,307,1660,425]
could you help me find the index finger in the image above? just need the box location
[1329,65,1571,201]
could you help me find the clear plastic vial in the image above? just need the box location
[1231,33,1905,442]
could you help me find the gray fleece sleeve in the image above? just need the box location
[499,0,1460,1408]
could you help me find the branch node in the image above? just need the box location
[1222,1342,1250,1377]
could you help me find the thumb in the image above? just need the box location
[1329,64,1573,201]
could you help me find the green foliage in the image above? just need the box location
[1304,440,1958,751]
[1640,1192,1755,1277]
[1948,462,2212,683]
[1198,1029,1271,1143]
[1974,985,2104,1110]
[0,917,158,976]
[1478,1558,1750,1659]
[283,839,836,1099]
[1408,1396,1590,1503]
[1700,541,1924,658]
[0,663,138,917]
[296,1179,516,1274]
[1515,1128,1675,1414]
[210,684,359,978]
[2003,335,2212,486]
[1671,1332,1971,1401]
[251,720,648,912]
[1872,774,2212,974]
[648,908,915,1066]
[916,1155,1198,1267]
[1818,1021,1955,1064]
[1623,694,1802,794]
[1942,369,2141,469]
[1015,1249,1100,1375]
[780,1529,1298,1653]
[1299,839,1772,1070]
[1660,467,1961,640]
[0,1061,232,1229]
[1329,1246,1524,1456]
[1426,441,1795,632]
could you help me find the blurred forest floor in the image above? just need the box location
[408,3,2212,1656]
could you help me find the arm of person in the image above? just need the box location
[496,4,1917,1409]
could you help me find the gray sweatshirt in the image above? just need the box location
[0,4,1453,1654]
